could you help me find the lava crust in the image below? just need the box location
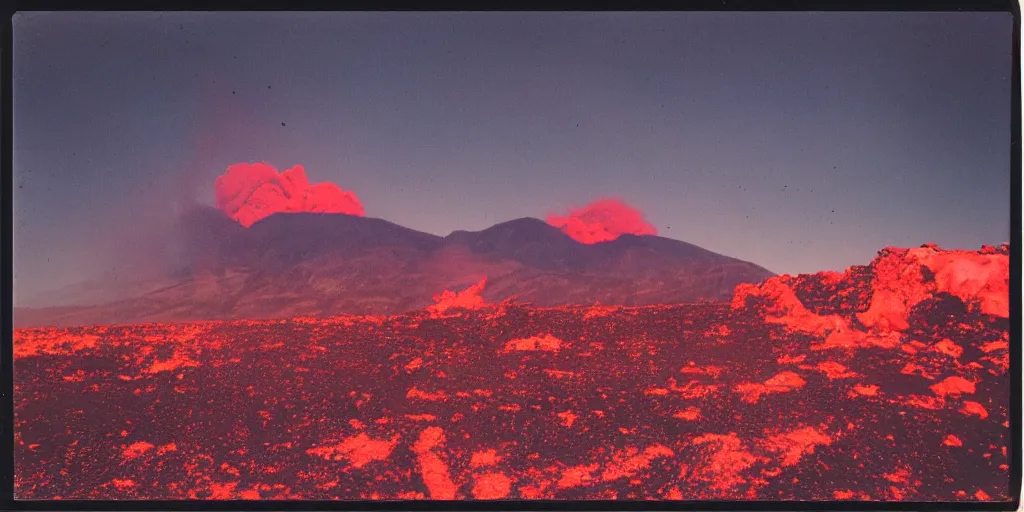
[13,245,1012,501]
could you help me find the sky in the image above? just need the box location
[12,11,1014,303]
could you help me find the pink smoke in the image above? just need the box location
[546,198,658,244]
[214,162,365,227]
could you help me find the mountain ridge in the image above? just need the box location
[13,208,776,327]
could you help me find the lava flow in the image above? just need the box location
[12,244,1012,502]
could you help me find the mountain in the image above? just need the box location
[443,217,591,270]
[13,207,775,327]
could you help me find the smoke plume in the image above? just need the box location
[214,162,365,227]
[546,198,658,244]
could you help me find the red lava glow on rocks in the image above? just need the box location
[121,442,155,459]
[601,445,675,482]
[943,435,964,447]
[733,371,806,404]
[960,401,989,419]
[11,244,1011,501]
[306,433,399,468]
[855,245,1009,330]
[760,427,833,467]
[412,428,458,499]
[426,278,490,319]
[689,433,762,495]
[214,162,365,227]
[813,361,859,381]
[556,411,579,427]
[851,384,880,396]
[558,464,601,489]
[929,376,976,397]
[471,471,513,499]
[470,449,501,468]
[546,198,658,244]
[503,334,565,352]
[673,407,702,421]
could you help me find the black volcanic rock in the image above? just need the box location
[12,273,1012,500]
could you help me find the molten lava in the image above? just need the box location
[214,162,365,227]
[546,198,658,244]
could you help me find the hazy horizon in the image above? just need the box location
[13,11,1014,305]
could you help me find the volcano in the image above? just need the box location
[14,208,774,327]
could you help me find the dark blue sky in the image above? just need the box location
[13,12,1014,302]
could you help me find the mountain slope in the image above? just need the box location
[443,217,594,270]
[14,209,775,327]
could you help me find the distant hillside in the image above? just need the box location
[13,208,775,327]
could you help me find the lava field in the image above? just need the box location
[13,244,1013,502]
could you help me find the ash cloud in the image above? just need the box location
[214,162,365,227]
[546,198,658,244]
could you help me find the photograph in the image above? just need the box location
[10,10,1017,504]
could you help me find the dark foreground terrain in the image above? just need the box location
[13,245,1012,501]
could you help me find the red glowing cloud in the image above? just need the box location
[546,198,658,244]
[214,162,365,227]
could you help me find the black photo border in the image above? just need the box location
[1,1,1020,510]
